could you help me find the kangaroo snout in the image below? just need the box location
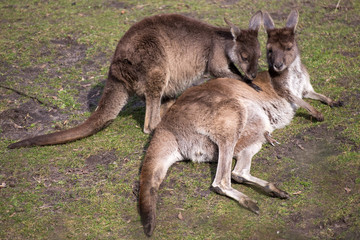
[249,72,257,79]
[273,62,284,71]
[270,52,286,72]
[245,72,256,80]
[246,65,259,80]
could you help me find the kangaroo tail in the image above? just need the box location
[8,74,130,149]
[139,129,180,236]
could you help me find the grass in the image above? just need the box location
[1,0,360,239]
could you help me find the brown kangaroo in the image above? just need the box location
[139,10,342,236]
[8,12,263,149]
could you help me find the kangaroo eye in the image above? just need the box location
[286,47,292,51]
[240,54,248,62]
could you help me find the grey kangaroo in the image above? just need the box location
[139,10,342,236]
[8,12,262,149]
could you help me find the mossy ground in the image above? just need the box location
[1,0,359,239]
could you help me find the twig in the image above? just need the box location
[335,0,341,11]
[0,84,44,104]
[0,84,56,109]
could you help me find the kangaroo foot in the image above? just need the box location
[265,183,289,199]
[240,197,259,214]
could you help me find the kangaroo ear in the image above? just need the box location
[286,9,299,31]
[224,18,241,39]
[248,10,262,32]
[263,11,275,32]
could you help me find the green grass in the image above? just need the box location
[1,0,360,239]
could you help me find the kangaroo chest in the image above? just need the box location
[260,99,295,130]
[286,57,309,99]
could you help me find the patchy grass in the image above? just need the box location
[1,0,359,239]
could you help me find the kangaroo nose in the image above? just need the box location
[251,73,256,79]
[274,62,283,69]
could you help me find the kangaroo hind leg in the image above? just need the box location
[139,129,181,236]
[208,101,259,213]
[211,141,259,214]
[232,142,289,199]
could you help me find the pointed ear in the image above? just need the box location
[248,10,262,32]
[263,11,275,32]
[224,18,241,39]
[285,9,299,31]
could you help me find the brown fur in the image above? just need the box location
[139,10,342,236]
[8,12,263,149]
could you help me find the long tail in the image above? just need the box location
[8,74,129,149]
[139,129,180,236]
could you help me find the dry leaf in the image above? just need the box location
[292,191,302,195]
[12,122,23,129]
[39,204,52,209]
[178,212,184,220]
[296,143,305,150]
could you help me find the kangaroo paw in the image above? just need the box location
[331,100,343,108]
[313,112,324,122]
[248,81,262,92]
[264,131,280,146]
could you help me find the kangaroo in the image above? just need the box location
[139,10,342,236]
[8,12,263,149]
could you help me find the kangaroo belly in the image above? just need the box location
[178,133,218,163]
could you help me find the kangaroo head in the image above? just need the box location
[225,11,262,80]
[263,10,299,73]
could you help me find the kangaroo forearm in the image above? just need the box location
[211,69,242,80]
[305,91,343,107]
[291,95,324,121]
